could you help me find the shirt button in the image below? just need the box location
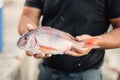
[78,63,81,66]
[60,16,64,20]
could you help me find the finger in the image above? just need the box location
[65,47,92,57]
[26,24,34,30]
[26,51,34,56]
[67,44,92,56]
[72,44,87,53]
[44,53,52,58]
[65,51,85,57]
[76,34,92,41]
[66,33,75,40]
[34,53,45,59]
[34,53,52,59]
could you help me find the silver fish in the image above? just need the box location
[17,27,98,55]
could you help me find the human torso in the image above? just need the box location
[41,0,109,72]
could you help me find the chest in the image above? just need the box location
[42,0,107,17]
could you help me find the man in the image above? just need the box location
[18,0,120,80]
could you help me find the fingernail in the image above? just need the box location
[47,54,52,57]
[26,24,34,29]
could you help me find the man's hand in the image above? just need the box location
[26,51,52,59]
[65,34,95,57]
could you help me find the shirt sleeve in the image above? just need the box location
[25,0,43,9]
[107,0,120,18]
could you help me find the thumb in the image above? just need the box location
[26,24,35,31]
[76,34,92,41]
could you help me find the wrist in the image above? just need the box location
[95,35,106,49]
[95,34,120,49]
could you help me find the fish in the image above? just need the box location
[17,26,99,55]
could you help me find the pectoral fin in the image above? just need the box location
[39,45,58,52]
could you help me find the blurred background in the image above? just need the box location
[0,0,120,80]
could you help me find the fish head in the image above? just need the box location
[17,31,37,51]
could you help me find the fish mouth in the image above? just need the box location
[17,45,31,51]
[17,39,23,46]
[17,41,28,51]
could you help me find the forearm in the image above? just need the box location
[18,15,39,35]
[18,6,41,35]
[97,27,120,49]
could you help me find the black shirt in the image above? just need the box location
[25,0,120,72]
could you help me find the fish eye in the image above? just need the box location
[24,36,28,40]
